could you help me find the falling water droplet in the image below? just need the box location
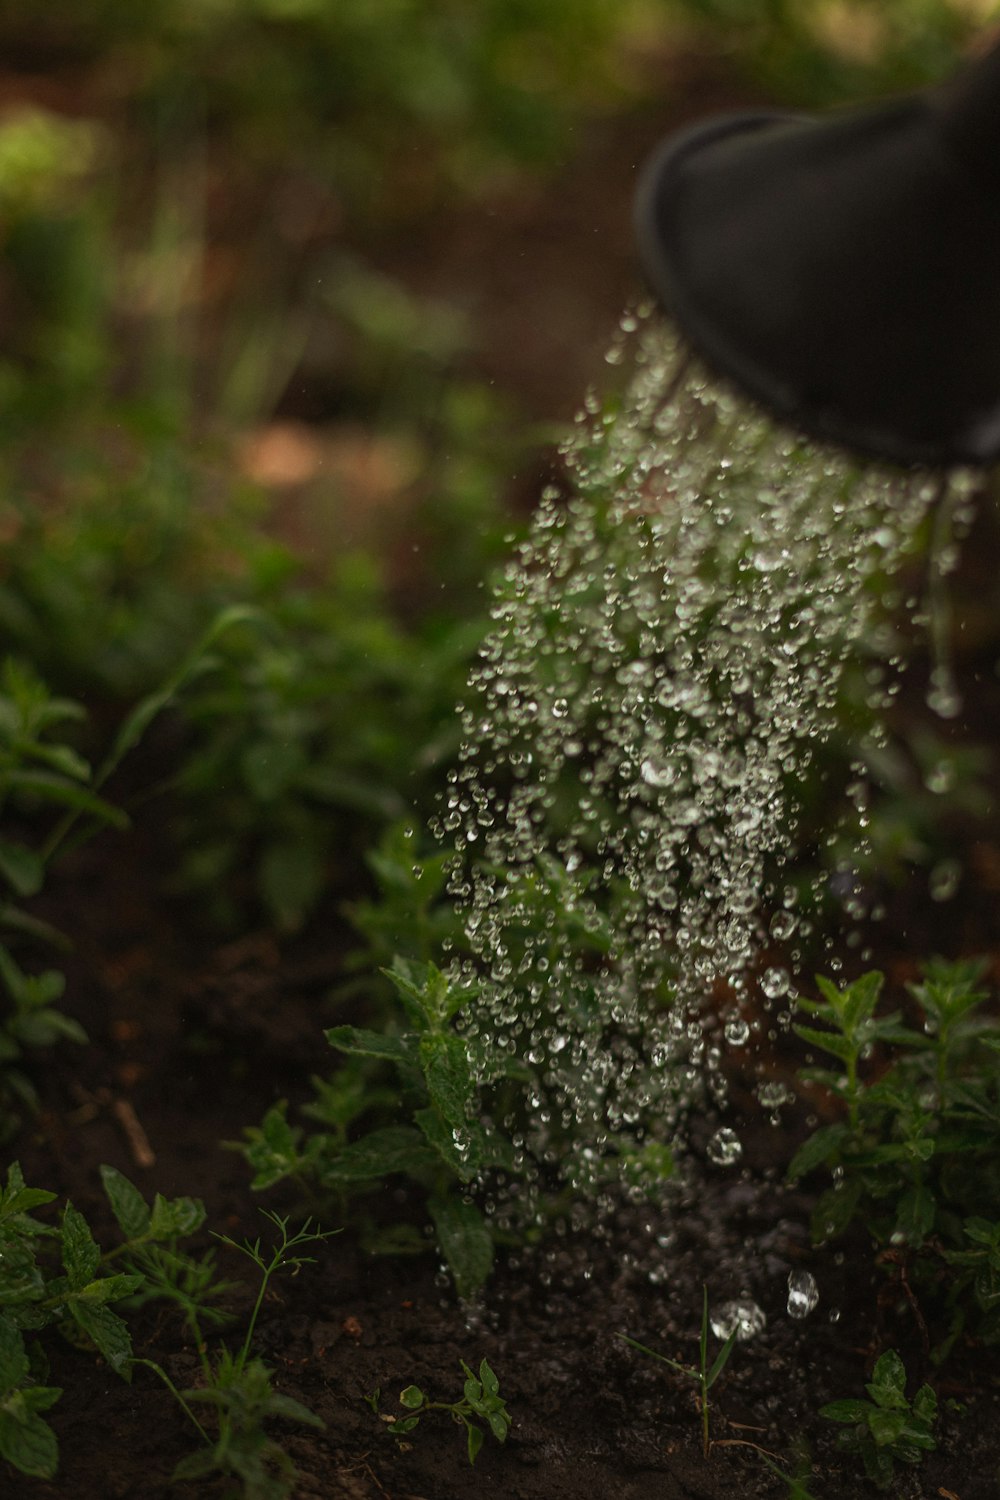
[706,1127,742,1166]
[724,1015,750,1047]
[786,1270,819,1320]
[439,309,964,1225]
[711,1297,766,1342]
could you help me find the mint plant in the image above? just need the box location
[619,1287,740,1458]
[0,1160,225,1482]
[237,958,515,1299]
[788,960,1000,1354]
[821,1348,937,1490]
[788,962,1000,1243]
[369,1357,510,1465]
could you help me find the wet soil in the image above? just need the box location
[7,706,1000,1500]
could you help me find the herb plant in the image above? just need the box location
[156,1212,334,1500]
[788,959,1000,1351]
[820,1348,937,1490]
[0,1160,222,1481]
[369,1357,510,1465]
[238,958,514,1298]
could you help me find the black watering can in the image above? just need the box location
[635,36,1000,468]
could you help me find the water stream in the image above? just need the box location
[439,307,977,1229]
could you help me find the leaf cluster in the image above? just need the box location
[0,1161,222,1481]
[821,1348,937,1490]
[788,960,1000,1348]
[160,1213,333,1500]
[237,959,513,1299]
[373,1357,510,1466]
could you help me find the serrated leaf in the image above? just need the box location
[60,1206,100,1290]
[0,1314,29,1391]
[74,1274,144,1305]
[413,1107,474,1181]
[0,1405,59,1478]
[324,1025,415,1064]
[148,1193,205,1241]
[820,1398,870,1423]
[868,1350,907,1406]
[99,1166,150,1241]
[420,1032,473,1130]
[70,1302,133,1376]
[895,1183,936,1245]
[811,1176,864,1242]
[786,1123,849,1181]
[323,1126,438,1184]
[868,1407,907,1445]
[793,1024,854,1063]
[428,1194,493,1301]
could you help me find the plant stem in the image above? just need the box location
[134,1357,211,1444]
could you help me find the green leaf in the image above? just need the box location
[0,841,43,899]
[911,1385,938,1425]
[99,1166,151,1242]
[258,830,328,932]
[74,1273,144,1304]
[467,1421,484,1464]
[479,1359,499,1398]
[60,1205,100,1290]
[867,1350,907,1408]
[428,1194,493,1301]
[324,1126,438,1184]
[786,1123,849,1181]
[399,1385,424,1409]
[0,1403,59,1478]
[324,1025,415,1064]
[69,1302,133,1376]
[0,1315,29,1391]
[895,1183,936,1245]
[384,958,470,1030]
[264,1391,324,1428]
[706,1324,739,1389]
[811,1176,864,1242]
[419,1032,473,1130]
[792,1024,855,1063]
[5,770,127,827]
[148,1193,205,1241]
[868,1408,907,1446]
[820,1398,870,1423]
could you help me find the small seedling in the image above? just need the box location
[369,1357,510,1465]
[619,1286,739,1458]
[820,1348,937,1491]
[138,1211,335,1500]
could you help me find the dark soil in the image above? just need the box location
[11,797,1000,1500]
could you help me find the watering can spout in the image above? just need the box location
[635,37,1000,467]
